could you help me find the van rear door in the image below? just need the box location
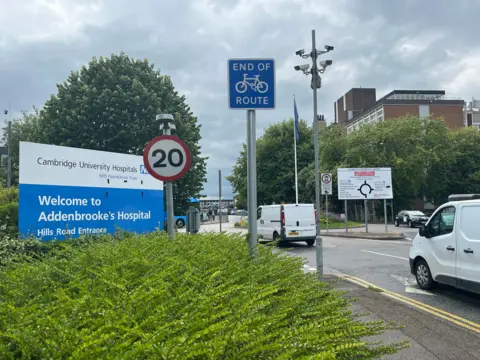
[284,204,316,239]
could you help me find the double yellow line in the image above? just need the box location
[340,274,480,334]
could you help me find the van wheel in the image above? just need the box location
[273,232,283,246]
[176,219,185,228]
[306,239,315,246]
[415,259,433,290]
[395,220,399,227]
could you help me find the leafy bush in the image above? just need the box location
[0,232,403,359]
[0,187,18,238]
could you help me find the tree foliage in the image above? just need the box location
[227,118,313,207]
[0,231,403,358]
[2,53,206,213]
[230,115,480,213]
[445,127,480,195]
[1,109,41,185]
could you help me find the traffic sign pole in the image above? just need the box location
[219,169,222,233]
[326,194,329,232]
[364,199,368,233]
[345,200,349,233]
[384,199,388,233]
[164,126,175,240]
[228,58,275,257]
[143,114,192,241]
[247,109,257,257]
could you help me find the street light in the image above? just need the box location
[294,30,333,279]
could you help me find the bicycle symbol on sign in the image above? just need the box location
[235,73,269,94]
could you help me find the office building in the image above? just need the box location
[465,99,480,129]
[333,88,464,133]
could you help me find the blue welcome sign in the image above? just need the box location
[18,142,164,241]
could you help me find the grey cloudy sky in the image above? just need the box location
[1,0,479,198]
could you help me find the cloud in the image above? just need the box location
[1,0,479,198]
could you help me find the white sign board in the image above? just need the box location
[20,142,162,190]
[337,168,393,200]
[321,173,332,195]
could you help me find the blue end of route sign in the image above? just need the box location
[228,58,275,110]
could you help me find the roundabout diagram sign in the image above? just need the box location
[143,135,192,182]
[337,168,392,200]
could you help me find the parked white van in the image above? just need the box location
[257,204,316,246]
[409,194,480,294]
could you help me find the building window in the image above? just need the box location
[467,113,473,127]
[376,108,384,123]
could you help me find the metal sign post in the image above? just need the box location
[345,200,348,232]
[6,120,12,188]
[219,169,222,233]
[228,58,275,257]
[247,110,257,255]
[325,193,329,232]
[384,199,388,232]
[364,199,368,233]
[321,173,332,233]
[143,114,192,240]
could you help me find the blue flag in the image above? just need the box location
[294,98,300,141]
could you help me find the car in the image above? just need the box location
[409,194,480,294]
[237,210,248,216]
[395,210,429,228]
[257,204,316,246]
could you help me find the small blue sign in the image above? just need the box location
[228,58,275,110]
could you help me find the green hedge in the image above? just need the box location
[0,187,18,238]
[0,232,403,359]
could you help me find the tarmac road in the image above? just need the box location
[287,235,480,325]
[200,219,480,325]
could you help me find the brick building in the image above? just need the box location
[465,99,480,129]
[333,89,464,133]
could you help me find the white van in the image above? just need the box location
[409,194,480,294]
[257,204,316,246]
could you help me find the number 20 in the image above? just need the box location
[152,148,184,168]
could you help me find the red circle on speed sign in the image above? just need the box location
[143,135,192,182]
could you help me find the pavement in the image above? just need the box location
[322,223,419,241]
[197,219,480,359]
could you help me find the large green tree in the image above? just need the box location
[232,115,466,216]
[343,116,452,210]
[298,124,348,212]
[445,127,480,196]
[31,53,206,213]
[227,119,313,207]
[1,109,41,185]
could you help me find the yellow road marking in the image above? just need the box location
[339,274,480,334]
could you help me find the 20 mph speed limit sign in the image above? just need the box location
[143,135,192,182]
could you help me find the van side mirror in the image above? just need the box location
[419,225,429,238]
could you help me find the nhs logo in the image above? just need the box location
[140,165,149,174]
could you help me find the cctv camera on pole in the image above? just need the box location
[293,32,334,279]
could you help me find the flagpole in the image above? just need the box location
[294,96,299,204]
